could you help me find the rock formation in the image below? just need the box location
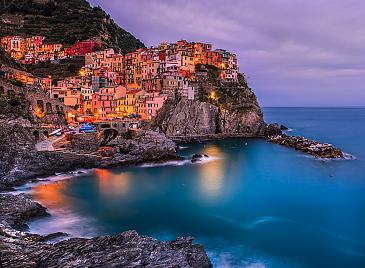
[156,72,265,140]
[0,194,212,268]
[268,134,344,158]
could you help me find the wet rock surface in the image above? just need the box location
[0,194,211,268]
[191,154,209,163]
[264,123,285,136]
[268,134,344,158]
[0,194,48,230]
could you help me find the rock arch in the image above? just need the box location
[33,130,40,141]
[100,129,119,145]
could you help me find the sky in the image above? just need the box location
[89,0,365,107]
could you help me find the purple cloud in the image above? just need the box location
[89,0,365,106]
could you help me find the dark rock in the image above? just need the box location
[264,123,283,136]
[191,154,209,163]
[267,134,344,158]
[0,194,212,268]
[38,232,69,242]
[280,124,288,130]
[0,194,48,230]
[0,230,212,268]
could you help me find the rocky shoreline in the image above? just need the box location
[0,194,212,268]
[267,134,344,158]
[0,127,346,268]
[0,120,212,267]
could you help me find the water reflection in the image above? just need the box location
[95,169,131,198]
[32,180,72,210]
[198,145,226,199]
[30,180,98,237]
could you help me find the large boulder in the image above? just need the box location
[107,130,180,165]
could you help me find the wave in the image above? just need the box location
[284,128,294,132]
[205,239,296,268]
[208,214,284,230]
[178,146,189,150]
[302,152,357,162]
[8,169,95,195]
[208,252,268,268]
[139,160,191,168]
[139,155,221,168]
[208,213,365,250]
[343,152,357,160]
[29,207,98,240]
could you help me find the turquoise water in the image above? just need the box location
[28,108,365,267]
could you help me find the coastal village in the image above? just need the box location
[0,35,345,159]
[1,35,239,123]
[0,2,350,267]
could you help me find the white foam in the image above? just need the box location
[139,160,191,168]
[7,169,95,195]
[193,155,221,164]
[139,155,221,168]
[343,152,357,160]
[29,207,98,239]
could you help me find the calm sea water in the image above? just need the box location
[27,108,365,268]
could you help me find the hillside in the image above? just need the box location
[0,0,145,53]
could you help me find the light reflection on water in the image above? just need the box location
[199,145,226,199]
[95,169,131,198]
[27,108,365,268]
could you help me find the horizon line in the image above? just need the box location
[262,106,365,108]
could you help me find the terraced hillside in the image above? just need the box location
[0,0,145,53]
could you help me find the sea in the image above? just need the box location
[20,107,365,267]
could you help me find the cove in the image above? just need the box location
[28,108,365,267]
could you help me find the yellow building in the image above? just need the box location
[180,51,195,73]
[117,89,145,116]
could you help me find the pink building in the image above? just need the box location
[142,93,167,119]
[92,86,126,116]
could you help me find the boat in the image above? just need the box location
[79,123,96,133]
[49,128,62,136]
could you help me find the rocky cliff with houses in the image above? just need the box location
[156,70,265,141]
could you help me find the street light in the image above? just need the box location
[48,75,52,94]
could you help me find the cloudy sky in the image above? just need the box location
[89,0,364,107]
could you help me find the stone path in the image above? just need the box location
[35,136,64,152]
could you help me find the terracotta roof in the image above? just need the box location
[127,89,143,94]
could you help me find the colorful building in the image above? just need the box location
[64,40,103,56]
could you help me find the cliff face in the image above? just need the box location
[156,72,265,139]
[0,0,145,53]
[156,99,219,136]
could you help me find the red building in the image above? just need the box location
[65,40,103,56]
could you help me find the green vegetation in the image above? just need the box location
[25,57,85,79]
[0,0,145,53]
[0,91,31,119]
[9,79,26,87]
